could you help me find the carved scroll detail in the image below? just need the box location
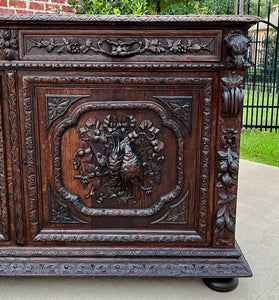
[46,94,89,130]
[48,183,88,224]
[221,72,244,115]
[214,127,239,246]
[0,29,18,60]
[28,36,214,58]
[224,30,251,68]
[73,115,165,205]
[152,191,188,224]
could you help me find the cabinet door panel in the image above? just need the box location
[19,73,215,246]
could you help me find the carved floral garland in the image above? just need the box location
[29,37,213,57]
[73,115,165,205]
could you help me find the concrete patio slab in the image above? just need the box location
[0,160,278,300]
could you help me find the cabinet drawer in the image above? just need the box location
[20,30,222,62]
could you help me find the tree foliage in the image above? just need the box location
[69,0,278,17]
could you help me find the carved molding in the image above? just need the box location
[0,260,252,277]
[224,30,251,69]
[28,36,214,58]
[0,93,8,241]
[214,127,239,246]
[0,14,260,23]
[199,80,212,238]
[152,191,188,224]
[7,71,25,244]
[0,62,225,70]
[221,72,244,115]
[46,94,89,131]
[48,183,88,224]
[0,29,18,60]
[34,231,203,243]
[154,96,192,132]
[0,246,241,257]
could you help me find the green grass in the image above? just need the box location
[240,129,279,167]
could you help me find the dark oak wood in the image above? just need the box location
[0,14,259,286]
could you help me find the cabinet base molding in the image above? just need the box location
[0,243,251,277]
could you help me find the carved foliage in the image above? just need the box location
[152,191,188,224]
[0,260,251,277]
[48,183,88,224]
[0,29,18,60]
[46,95,89,130]
[215,127,239,246]
[221,72,244,115]
[154,96,192,132]
[0,93,8,241]
[224,30,251,68]
[28,36,214,58]
[73,115,165,205]
[7,71,25,244]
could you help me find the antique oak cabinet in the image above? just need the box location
[0,14,259,291]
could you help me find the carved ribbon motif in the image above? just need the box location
[215,127,239,246]
[221,72,244,115]
[29,37,214,57]
[73,115,165,205]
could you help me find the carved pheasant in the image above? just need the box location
[120,141,143,203]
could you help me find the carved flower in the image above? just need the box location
[0,29,18,60]
[145,39,165,53]
[221,72,243,88]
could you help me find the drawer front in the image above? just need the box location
[19,72,216,246]
[20,30,222,62]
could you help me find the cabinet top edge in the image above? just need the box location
[0,14,261,25]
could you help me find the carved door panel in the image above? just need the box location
[19,72,216,246]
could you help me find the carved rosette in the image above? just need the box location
[214,127,239,246]
[0,29,18,60]
[221,72,244,115]
[224,30,251,69]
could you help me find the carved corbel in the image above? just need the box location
[224,30,251,69]
[221,72,244,115]
[0,29,18,60]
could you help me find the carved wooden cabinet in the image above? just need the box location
[0,14,259,291]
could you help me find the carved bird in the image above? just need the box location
[107,135,122,188]
[120,142,143,203]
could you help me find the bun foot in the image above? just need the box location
[202,278,239,292]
